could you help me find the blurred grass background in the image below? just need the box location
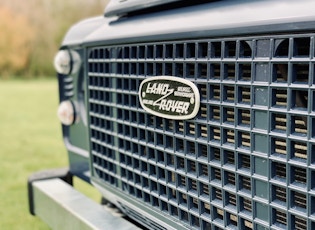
[0,0,108,228]
[0,80,101,229]
[0,80,67,229]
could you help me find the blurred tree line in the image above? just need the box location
[0,0,108,78]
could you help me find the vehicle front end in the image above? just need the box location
[29,1,315,229]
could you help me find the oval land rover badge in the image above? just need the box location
[139,76,200,120]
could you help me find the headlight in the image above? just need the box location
[57,100,77,125]
[54,49,81,75]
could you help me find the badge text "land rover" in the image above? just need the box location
[139,76,200,120]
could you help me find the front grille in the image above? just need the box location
[88,34,315,229]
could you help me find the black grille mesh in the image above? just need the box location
[88,34,315,229]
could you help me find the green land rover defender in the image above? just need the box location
[28,0,315,229]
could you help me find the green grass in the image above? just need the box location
[0,79,100,229]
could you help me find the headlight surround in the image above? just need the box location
[54,49,81,75]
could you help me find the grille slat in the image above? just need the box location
[88,34,315,230]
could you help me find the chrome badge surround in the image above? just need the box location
[139,76,200,120]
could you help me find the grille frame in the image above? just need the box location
[87,33,315,230]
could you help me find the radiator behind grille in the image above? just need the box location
[88,34,315,229]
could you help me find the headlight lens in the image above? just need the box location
[57,100,77,125]
[54,49,81,75]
